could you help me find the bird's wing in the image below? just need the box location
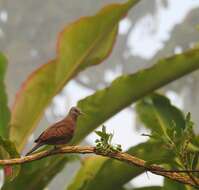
[35,120,74,143]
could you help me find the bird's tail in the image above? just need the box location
[25,143,43,156]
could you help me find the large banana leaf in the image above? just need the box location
[67,156,108,190]
[72,48,199,143]
[10,0,140,151]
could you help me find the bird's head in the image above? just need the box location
[69,107,84,120]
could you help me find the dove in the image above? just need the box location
[25,107,83,155]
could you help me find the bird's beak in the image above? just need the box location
[80,110,86,115]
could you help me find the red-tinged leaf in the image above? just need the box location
[10,0,140,151]
[0,137,20,181]
[4,166,12,177]
[10,59,57,150]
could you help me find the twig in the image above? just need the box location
[0,145,198,187]
[183,153,199,186]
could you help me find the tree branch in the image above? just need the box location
[0,145,199,187]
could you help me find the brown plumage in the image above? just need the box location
[25,107,83,156]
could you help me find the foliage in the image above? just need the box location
[0,53,10,138]
[95,125,122,153]
[0,137,20,182]
[0,53,20,182]
[0,0,199,189]
[2,155,76,190]
[136,94,199,170]
[162,178,188,190]
[136,93,199,189]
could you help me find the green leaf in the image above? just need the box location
[0,137,20,181]
[136,93,185,138]
[72,48,199,144]
[95,126,111,143]
[10,0,141,151]
[66,141,172,190]
[162,178,188,190]
[191,152,199,170]
[67,156,107,190]
[0,53,10,138]
[95,131,107,139]
[132,187,162,190]
[102,125,106,133]
[184,112,195,138]
[2,155,75,190]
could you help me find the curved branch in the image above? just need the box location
[0,145,199,187]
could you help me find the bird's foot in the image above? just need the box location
[54,145,58,150]
[52,145,61,151]
[48,146,60,154]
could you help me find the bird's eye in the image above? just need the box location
[74,109,79,114]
